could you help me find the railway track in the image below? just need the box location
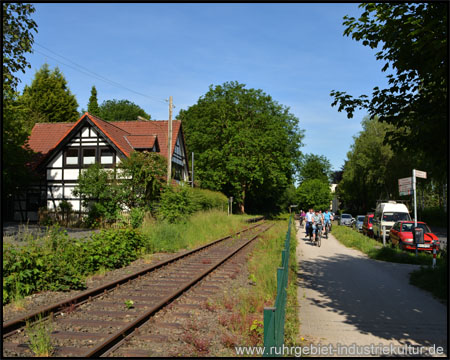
[3,221,272,357]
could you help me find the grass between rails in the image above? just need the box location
[332,224,447,301]
[215,215,299,351]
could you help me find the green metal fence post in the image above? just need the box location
[263,307,276,357]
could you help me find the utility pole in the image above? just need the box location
[167,96,173,184]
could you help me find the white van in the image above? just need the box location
[372,201,411,241]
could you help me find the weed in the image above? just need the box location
[25,316,54,357]
[202,300,216,312]
[221,332,239,348]
[124,299,134,309]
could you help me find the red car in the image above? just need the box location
[362,213,374,237]
[389,221,440,252]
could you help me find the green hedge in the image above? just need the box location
[3,228,145,305]
[157,185,228,223]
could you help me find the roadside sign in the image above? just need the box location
[398,177,412,186]
[415,170,427,179]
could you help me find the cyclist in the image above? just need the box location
[312,209,323,243]
[305,208,314,238]
[323,209,333,236]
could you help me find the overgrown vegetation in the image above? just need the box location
[25,315,54,357]
[3,211,252,305]
[216,216,299,348]
[410,259,448,302]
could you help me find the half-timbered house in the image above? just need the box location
[12,112,189,222]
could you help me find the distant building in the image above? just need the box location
[10,113,189,222]
[331,183,339,213]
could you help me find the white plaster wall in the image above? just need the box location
[48,152,63,167]
[47,169,62,180]
[64,169,80,180]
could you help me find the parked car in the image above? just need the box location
[362,213,374,237]
[373,201,411,241]
[339,213,353,226]
[389,221,440,252]
[352,215,365,232]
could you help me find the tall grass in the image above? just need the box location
[140,210,255,252]
[235,217,299,346]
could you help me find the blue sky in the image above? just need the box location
[15,3,390,173]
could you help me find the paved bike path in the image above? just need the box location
[295,221,447,357]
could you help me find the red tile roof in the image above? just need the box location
[125,135,157,149]
[113,120,181,160]
[26,113,183,169]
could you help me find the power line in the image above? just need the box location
[33,42,167,104]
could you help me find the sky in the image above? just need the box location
[15,3,391,173]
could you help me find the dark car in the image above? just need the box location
[352,215,365,232]
[339,213,353,226]
[389,221,440,252]
[362,213,374,237]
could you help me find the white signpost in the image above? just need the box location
[412,169,426,227]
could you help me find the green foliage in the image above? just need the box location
[3,227,146,305]
[26,315,54,357]
[19,63,79,130]
[179,81,304,214]
[331,3,447,182]
[296,178,332,210]
[130,207,145,229]
[335,116,446,215]
[410,259,447,302]
[156,185,228,224]
[99,99,150,121]
[157,184,193,223]
[298,153,332,184]
[187,187,228,212]
[3,3,38,94]
[87,85,100,116]
[118,151,167,208]
[73,163,122,226]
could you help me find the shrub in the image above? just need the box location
[130,207,146,229]
[157,184,194,223]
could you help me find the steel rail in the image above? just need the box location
[91,223,273,358]
[2,221,264,336]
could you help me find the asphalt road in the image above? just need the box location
[296,221,447,357]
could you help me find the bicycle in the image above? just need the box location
[306,222,313,241]
[315,225,322,247]
[324,221,331,239]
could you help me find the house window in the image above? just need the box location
[65,148,79,166]
[82,148,96,165]
[100,148,114,165]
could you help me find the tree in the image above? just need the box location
[336,116,419,214]
[330,3,447,182]
[118,151,167,208]
[3,3,38,95]
[19,63,79,130]
[178,81,304,214]
[87,85,100,116]
[298,153,332,184]
[73,163,122,226]
[98,99,150,121]
[296,179,332,210]
[3,3,38,219]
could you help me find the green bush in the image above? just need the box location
[188,187,228,212]
[420,206,448,228]
[130,207,146,229]
[157,184,228,223]
[2,227,145,305]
